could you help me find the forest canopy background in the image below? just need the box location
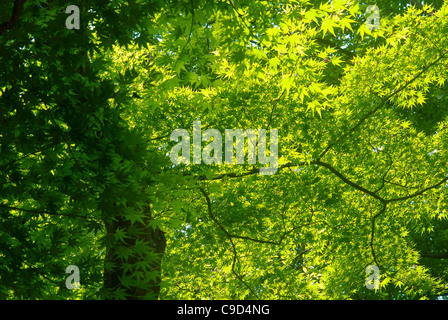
[1,0,448,300]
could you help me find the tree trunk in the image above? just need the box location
[103,206,166,300]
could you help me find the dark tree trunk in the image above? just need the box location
[103,206,166,300]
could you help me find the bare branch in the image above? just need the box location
[315,159,386,203]
[198,186,260,299]
[370,202,388,269]
[385,175,448,203]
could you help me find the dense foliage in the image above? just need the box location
[1,0,448,299]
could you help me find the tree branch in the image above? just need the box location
[198,186,260,299]
[173,0,195,72]
[315,159,386,203]
[370,202,388,269]
[385,175,448,203]
[319,47,448,159]
[0,136,69,171]
[0,204,97,221]
[195,161,303,181]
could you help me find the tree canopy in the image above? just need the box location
[1,0,448,300]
